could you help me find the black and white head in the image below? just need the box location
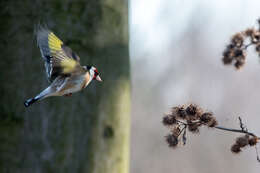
[84,65,102,82]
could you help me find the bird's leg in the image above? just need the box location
[64,93,72,97]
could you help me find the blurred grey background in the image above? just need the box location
[130,0,260,173]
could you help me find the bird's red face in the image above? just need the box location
[93,68,102,82]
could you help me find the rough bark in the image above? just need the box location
[0,0,130,172]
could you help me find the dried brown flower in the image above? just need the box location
[186,104,198,116]
[236,135,249,148]
[200,112,214,123]
[249,137,258,146]
[163,104,218,148]
[231,144,241,153]
[207,117,218,127]
[165,134,178,148]
[222,18,260,69]
[188,122,200,133]
[163,103,259,161]
[251,30,260,43]
[162,114,177,126]
[231,33,244,48]
[234,58,245,69]
[174,106,186,119]
[244,28,255,36]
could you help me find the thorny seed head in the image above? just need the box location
[231,144,241,153]
[165,134,178,148]
[185,104,203,121]
[230,135,259,155]
[186,104,198,116]
[162,114,177,126]
[222,46,246,69]
[222,48,233,65]
[244,28,255,37]
[163,103,259,160]
[234,58,246,70]
[222,18,260,69]
[187,121,200,133]
[222,55,233,65]
[173,106,186,119]
[249,136,258,146]
[234,49,244,57]
[231,33,244,48]
[251,30,260,43]
[207,117,218,127]
[236,135,249,148]
[163,104,218,149]
[200,112,214,123]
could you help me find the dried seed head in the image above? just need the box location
[234,49,244,57]
[227,44,235,49]
[200,112,214,123]
[236,135,249,148]
[251,30,260,43]
[223,48,231,58]
[244,28,255,37]
[222,46,234,65]
[231,33,244,47]
[162,114,177,126]
[255,43,260,53]
[176,107,187,119]
[234,58,245,69]
[186,104,203,120]
[223,18,260,70]
[207,117,218,127]
[186,104,197,116]
[222,56,233,65]
[249,137,258,146]
[165,134,178,148]
[231,144,241,153]
[188,122,200,133]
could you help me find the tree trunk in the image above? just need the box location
[0,0,130,173]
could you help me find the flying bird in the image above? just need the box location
[24,26,102,107]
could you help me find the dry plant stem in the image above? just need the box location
[178,120,259,139]
[215,126,259,138]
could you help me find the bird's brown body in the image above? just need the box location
[51,72,90,96]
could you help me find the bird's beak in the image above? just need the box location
[96,75,102,82]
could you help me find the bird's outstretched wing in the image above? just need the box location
[36,25,81,82]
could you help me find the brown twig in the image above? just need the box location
[214,126,259,138]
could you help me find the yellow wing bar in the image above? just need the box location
[60,58,77,73]
[47,32,78,73]
[48,32,63,54]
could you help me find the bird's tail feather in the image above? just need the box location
[24,87,52,107]
[24,97,39,107]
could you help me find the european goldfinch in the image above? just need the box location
[24,26,102,107]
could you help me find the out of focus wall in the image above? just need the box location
[130,1,260,173]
